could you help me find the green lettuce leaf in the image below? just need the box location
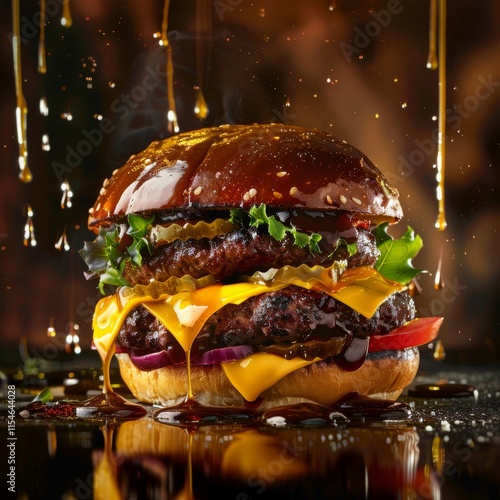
[373,223,425,284]
[230,204,322,253]
[79,214,154,293]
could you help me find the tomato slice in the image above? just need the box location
[368,317,443,352]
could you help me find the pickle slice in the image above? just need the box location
[150,218,238,246]
[247,260,348,289]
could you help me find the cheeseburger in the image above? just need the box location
[80,124,442,409]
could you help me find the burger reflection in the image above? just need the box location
[92,419,424,499]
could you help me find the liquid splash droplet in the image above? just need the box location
[23,204,37,247]
[60,178,73,209]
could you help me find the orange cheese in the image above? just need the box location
[93,266,405,399]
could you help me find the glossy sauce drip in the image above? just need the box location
[336,336,369,372]
[12,0,32,183]
[38,0,47,74]
[161,0,179,132]
[408,382,476,398]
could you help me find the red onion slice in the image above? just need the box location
[129,348,185,371]
[191,345,256,365]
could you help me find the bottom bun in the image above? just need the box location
[116,348,420,410]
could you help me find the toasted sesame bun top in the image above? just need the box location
[88,124,402,230]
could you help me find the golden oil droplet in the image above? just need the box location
[434,0,447,231]
[42,134,50,151]
[23,204,36,247]
[434,246,445,290]
[60,178,73,209]
[195,0,212,121]
[61,0,73,27]
[47,317,56,337]
[258,8,266,18]
[433,339,446,361]
[160,0,179,133]
[19,164,33,183]
[39,96,49,116]
[427,0,438,70]
[329,0,336,11]
[38,0,47,74]
[12,0,31,183]
[194,89,208,119]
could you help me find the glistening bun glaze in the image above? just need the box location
[88,124,402,229]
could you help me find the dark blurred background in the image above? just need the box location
[0,0,499,370]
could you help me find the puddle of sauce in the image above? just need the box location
[154,399,258,426]
[408,382,476,398]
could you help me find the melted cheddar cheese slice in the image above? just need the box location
[93,266,405,398]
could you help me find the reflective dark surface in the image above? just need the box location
[2,360,499,499]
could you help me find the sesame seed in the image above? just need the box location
[352,197,362,205]
[103,178,109,187]
[249,188,257,198]
[326,194,333,205]
[112,169,119,175]
[289,186,298,196]
[193,186,203,195]
[273,191,283,199]
[99,187,106,196]
[339,194,347,204]
[276,171,287,177]
[88,207,94,214]
[144,158,152,164]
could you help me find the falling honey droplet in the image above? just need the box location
[194,89,208,119]
[427,0,438,70]
[38,0,47,74]
[61,0,73,27]
[23,204,37,247]
[19,165,33,183]
[195,0,212,121]
[434,0,447,231]
[160,0,179,132]
[54,226,70,251]
[329,0,336,11]
[434,246,444,290]
[12,0,31,183]
[433,339,446,361]
[60,177,73,209]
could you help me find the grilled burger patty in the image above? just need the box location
[122,225,379,286]
[116,289,416,354]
